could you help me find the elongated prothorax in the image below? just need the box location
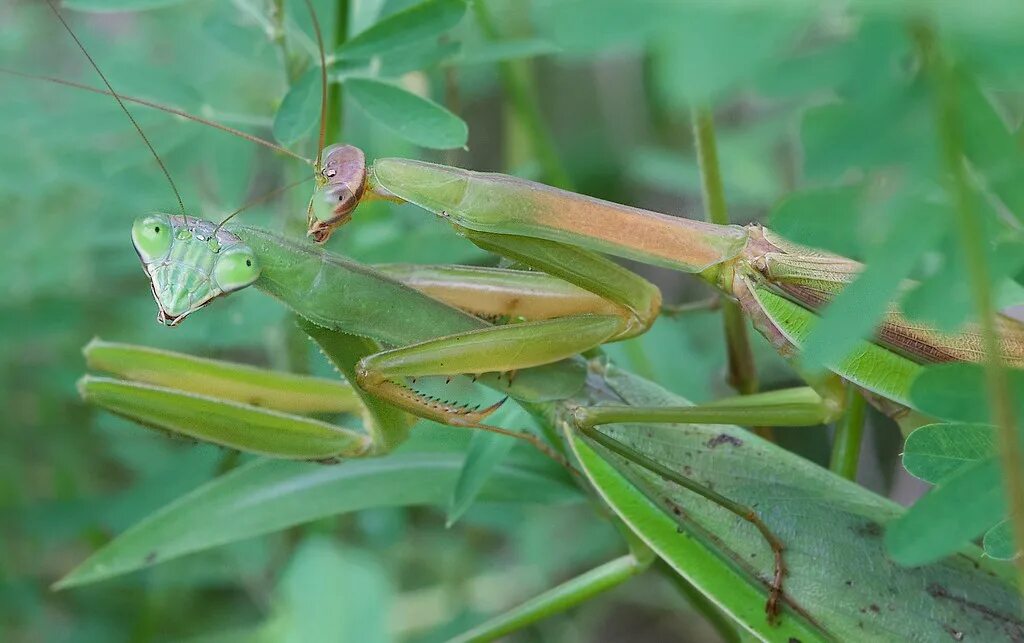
[370,158,748,274]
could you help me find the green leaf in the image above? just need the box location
[273,67,322,147]
[447,427,515,527]
[570,435,826,642]
[579,365,1019,640]
[885,457,1004,566]
[335,0,466,60]
[275,537,392,643]
[983,520,1017,560]
[56,437,580,588]
[651,4,810,106]
[346,78,467,149]
[768,185,866,258]
[910,363,1024,423]
[902,423,996,483]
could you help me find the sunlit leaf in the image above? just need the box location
[346,78,467,149]
[983,520,1016,560]
[902,423,995,483]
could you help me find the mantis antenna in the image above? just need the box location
[302,0,330,174]
[0,67,312,164]
[214,0,332,232]
[212,175,315,234]
[44,0,188,222]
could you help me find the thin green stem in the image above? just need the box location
[692,108,763,435]
[474,0,573,190]
[829,386,866,480]
[325,0,347,146]
[918,25,1024,593]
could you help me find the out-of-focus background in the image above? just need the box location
[4,0,1024,640]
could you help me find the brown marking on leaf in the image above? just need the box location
[706,433,743,449]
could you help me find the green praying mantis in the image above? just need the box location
[20,0,1024,639]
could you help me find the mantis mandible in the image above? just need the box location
[20,0,1024,638]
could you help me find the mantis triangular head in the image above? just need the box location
[131,214,261,325]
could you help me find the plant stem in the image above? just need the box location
[918,25,1024,593]
[474,0,573,190]
[691,108,765,435]
[325,0,347,146]
[829,386,866,480]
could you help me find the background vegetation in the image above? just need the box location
[3,0,1024,640]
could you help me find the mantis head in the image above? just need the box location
[131,213,261,326]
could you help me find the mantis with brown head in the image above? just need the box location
[18,0,1024,640]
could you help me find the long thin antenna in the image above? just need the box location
[45,0,187,217]
[0,68,313,165]
[213,175,314,233]
[301,0,329,172]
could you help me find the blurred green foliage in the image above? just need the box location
[4,0,1024,640]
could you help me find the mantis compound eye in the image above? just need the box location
[131,213,173,264]
[213,247,261,292]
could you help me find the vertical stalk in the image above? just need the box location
[691,108,764,429]
[474,0,573,190]
[829,386,866,480]
[324,0,347,146]
[918,25,1024,592]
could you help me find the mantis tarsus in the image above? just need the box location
[20,0,1024,638]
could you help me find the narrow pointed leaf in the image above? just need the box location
[57,440,580,589]
[447,429,514,527]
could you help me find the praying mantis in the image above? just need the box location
[17,0,1024,640]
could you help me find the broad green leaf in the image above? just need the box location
[801,86,937,184]
[346,78,467,149]
[273,67,322,147]
[56,436,580,588]
[568,365,1019,640]
[335,0,466,60]
[983,520,1017,560]
[275,538,392,643]
[902,423,995,483]
[910,363,1024,423]
[768,185,866,258]
[651,4,809,106]
[885,457,1004,566]
[570,437,826,642]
